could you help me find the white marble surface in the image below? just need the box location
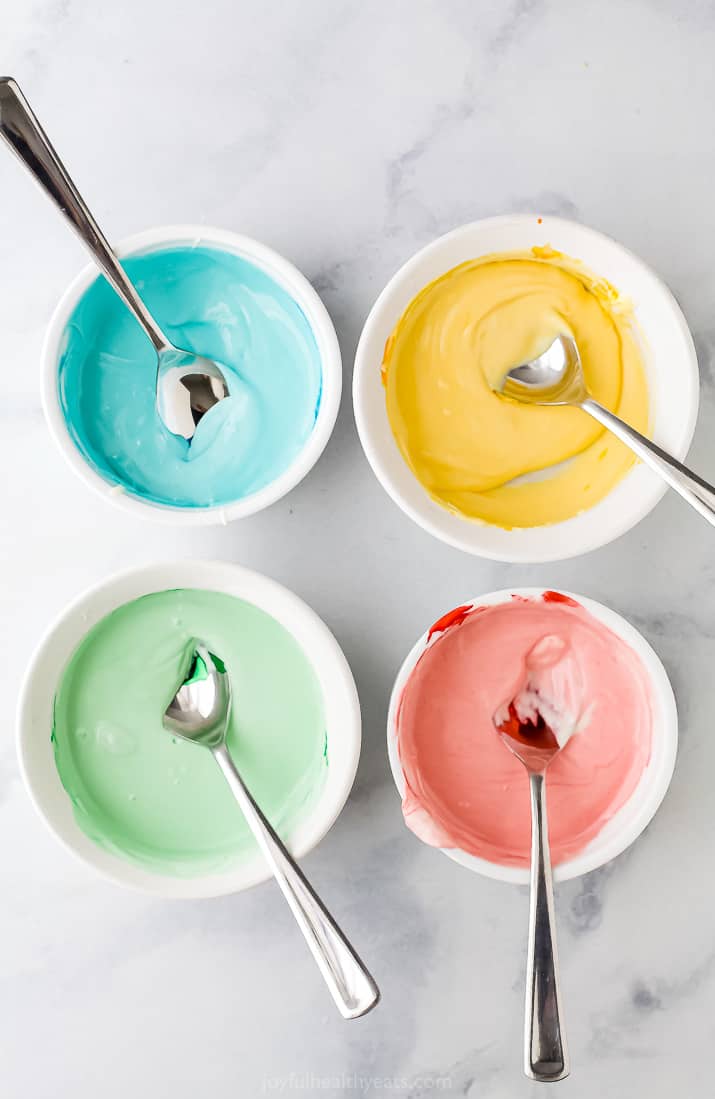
[3,1,715,1094]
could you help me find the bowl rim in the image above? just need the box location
[16,560,361,899]
[41,224,342,526]
[353,213,700,562]
[386,587,678,884]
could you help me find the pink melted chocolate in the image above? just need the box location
[396,595,654,868]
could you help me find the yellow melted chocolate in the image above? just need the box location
[383,249,650,528]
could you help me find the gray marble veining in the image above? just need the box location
[2,1,715,1095]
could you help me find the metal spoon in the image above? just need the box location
[0,77,229,441]
[494,690,569,1082]
[497,333,715,527]
[163,642,380,1020]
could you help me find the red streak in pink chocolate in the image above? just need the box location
[427,604,473,640]
[542,590,579,607]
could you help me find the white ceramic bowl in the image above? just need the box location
[354,215,699,562]
[387,588,677,884]
[42,225,342,525]
[17,561,361,899]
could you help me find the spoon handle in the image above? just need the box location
[582,397,715,527]
[212,744,380,1019]
[0,77,168,353]
[525,772,569,1082]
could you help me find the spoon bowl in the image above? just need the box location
[498,333,587,406]
[162,642,230,750]
[494,703,562,773]
[156,351,231,441]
